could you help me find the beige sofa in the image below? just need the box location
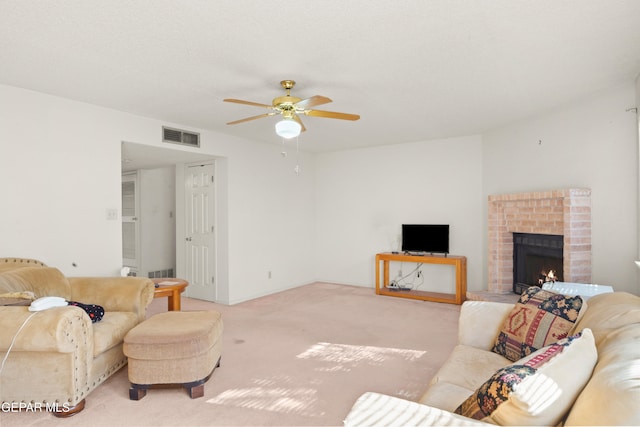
[345,291,640,426]
[0,258,154,416]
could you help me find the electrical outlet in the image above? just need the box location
[106,208,118,220]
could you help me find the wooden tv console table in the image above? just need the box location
[375,252,467,305]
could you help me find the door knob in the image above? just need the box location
[186,237,192,242]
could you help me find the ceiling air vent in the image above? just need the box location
[162,126,200,148]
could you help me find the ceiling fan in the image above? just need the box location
[224,80,360,138]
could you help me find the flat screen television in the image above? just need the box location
[401,224,449,254]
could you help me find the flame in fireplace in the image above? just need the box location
[538,270,557,285]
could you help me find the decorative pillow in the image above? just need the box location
[455,328,597,426]
[0,291,36,300]
[0,291,36,306]
[67,301,105,323]
[492,286,583,361]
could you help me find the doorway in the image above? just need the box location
[121,141,220,302]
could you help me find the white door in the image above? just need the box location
[122,172,139,273]
[185,162,216,301]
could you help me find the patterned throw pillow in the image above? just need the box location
[492,287,583,362]
[67,300,105,323]
[455,329,597,426]
[0,291,35,306]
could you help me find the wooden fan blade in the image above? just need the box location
[304,109,360,121]
[223,98,272,109]
[293,114,307,132]
[227,112,274,125]
[295,95,332,109]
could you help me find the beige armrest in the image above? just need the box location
[0,306,92,353]
[68,277,154,321]
[344,392,490,426]
[458,301,514,350]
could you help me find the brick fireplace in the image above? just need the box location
[488,189,592,294]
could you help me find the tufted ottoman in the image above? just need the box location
[123,310,223,400]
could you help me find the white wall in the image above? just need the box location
[315,136,485,292]
[0,84,316,304]
[482,83,639,294]
[315,83,639,296]
[223,139,316,303]
[2,82,638,302]
[138,166,176,276]
[636,74,640,272]
[0,85,128,275]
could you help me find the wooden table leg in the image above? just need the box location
[383,260,389,288]
[168,290,181,311]
[375,255,380,294]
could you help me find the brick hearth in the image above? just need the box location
[487,188,592,294]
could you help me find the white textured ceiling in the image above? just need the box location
[2,1,640,153]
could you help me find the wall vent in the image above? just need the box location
[162,126,200,148]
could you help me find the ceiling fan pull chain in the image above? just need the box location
[294,136,301,175]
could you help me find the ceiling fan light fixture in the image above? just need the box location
[275,119,301,139]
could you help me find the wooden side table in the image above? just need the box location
[375,252,467,305]
[153,278,188,311]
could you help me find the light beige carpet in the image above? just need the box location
[1,282,461,426]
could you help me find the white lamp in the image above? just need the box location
[275,119,301,139]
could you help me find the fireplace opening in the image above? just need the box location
[513,233,563,294]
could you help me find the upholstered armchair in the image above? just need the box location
[0,258,154,416]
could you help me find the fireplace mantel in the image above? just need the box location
[487,189,591,294]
